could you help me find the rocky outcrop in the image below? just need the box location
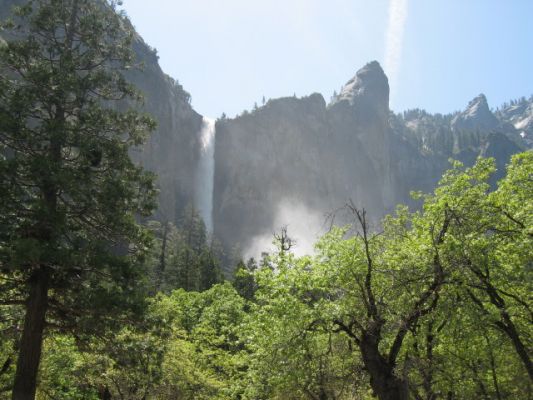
[213,93,334,253]
[396,93,528,187]
[213,62,398,253]
[213,63,528,256]
[329,61,393,208]
[496,96,533,146]
[451,94,500,132]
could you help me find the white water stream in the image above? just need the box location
[194,117,216,233]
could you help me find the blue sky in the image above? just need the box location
[120,0,533,118]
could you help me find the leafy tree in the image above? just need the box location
[148,283,248,399]
[242,155,532,400]
[432,154,532,380]
[37,336,100,400]
[405,154,532,397]
[244,253,363,399]
[0,0,156,397]
[310,205,451,400]
[36,328,165,400]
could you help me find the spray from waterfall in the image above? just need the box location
[194,117,216,233]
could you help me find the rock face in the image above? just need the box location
[496,96,533,147]
[213,93,335,255]
[390,94,526,204]
[125,38,203,223]
[0,0,204,224]
[451,94,500,132]
[214,62,397,254]
[213,62,528,257]
[329,61,393,207]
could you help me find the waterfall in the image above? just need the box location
[194,117,216,233]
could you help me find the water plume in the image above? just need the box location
[194,117,216,232]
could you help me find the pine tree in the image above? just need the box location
[199,249,223,291]
[0,1,156,398]
[232,258,257,300]
[162,205,207,291]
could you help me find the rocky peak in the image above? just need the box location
[452,93,499,132]
[465,94,490,116]
[332,61,389,114]
[496,97,533,146]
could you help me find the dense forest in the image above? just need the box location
[0,1,531,399]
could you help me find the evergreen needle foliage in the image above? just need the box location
[0,0,156,398]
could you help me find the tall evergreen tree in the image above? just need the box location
[232,258,257,300]
[157,205,224,293]
[198,249,222,291]
[0,1,156,398]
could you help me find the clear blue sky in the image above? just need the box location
[120,0,533,118]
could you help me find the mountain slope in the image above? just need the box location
[213,62,528,257]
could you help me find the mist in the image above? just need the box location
[244,199,327,260]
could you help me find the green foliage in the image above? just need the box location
[0,0,158,327]
[8,152,530,399]
[35,283,248,399]
[232,258,257,300]
[144,205,224,294]
[238,153,532,399]
[0,0,159,396]
[38,336,99,400]
[243,254,365,399]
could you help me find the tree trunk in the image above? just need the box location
[483,280,533,380]
[360,333,409,400]
[11,268,49,400]
[98,386,112,400]
[155,222,169,291]
[497,313,533,381]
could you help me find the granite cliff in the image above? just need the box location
[213,62,527,256]
[213,62,397,255]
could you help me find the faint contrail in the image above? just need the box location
[384,0,408,102]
